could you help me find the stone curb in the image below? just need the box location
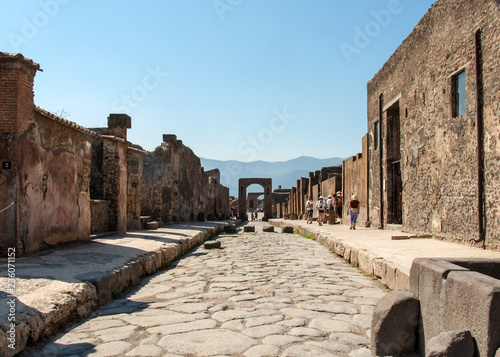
[269,219,409,290]
[1,221,239,357]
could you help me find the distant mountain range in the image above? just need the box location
[200,156,344,197]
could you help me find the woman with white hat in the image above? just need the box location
[347,194,360,230]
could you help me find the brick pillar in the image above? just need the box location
[102,136,128,234]
[0,54,40,255]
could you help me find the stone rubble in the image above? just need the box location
[25,223,387,357]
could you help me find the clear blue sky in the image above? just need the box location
[1,0,435,162]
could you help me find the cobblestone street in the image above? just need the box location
[26,224,387,357]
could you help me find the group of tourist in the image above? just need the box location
[306,192,360,229]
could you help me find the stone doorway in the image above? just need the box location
[386,101,403,225]
[238,178,272,221]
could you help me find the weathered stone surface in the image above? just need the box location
[262,226,274,233]
[157,330,257,356]
[281,344,334,357]
[425,330,475,357]
[91,340,133,356]
[145,221,159,230]
[125,344,164,356]
[282,226,294,234]
[29,224,386,357]
[244,225,256,232]
[204,240,221,249]
[371,289,419,356]
[244,344,280,357]
[224,225,237,233]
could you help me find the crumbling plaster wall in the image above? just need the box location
[17,110,93,254]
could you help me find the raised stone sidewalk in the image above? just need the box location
[269,219,500,290]
[0,221,238,357]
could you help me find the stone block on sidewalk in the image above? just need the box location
[224,225,237,234]
[371,289,419,357]
[145,221,159,230]
[425,330,474,357]
[244,226,255,232]
[263,226,274,232]
[282,226,294,234]
[204,240,222,249]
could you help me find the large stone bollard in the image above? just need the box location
[371,289,420,356]
[244,226,255,232]
[263,226,274,233]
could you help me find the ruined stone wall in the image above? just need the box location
[320,175,342,200]
[342,135,369,226]
[90,200,109,234]
[0,54,39,255]
[367,0,500,249]
[17,109,94,254]
[142,140,177,223]
[142,135,220,224]
[127,148,144,230]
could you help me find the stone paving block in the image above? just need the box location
[244,226,256,232]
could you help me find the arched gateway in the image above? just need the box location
[238,178,272,221]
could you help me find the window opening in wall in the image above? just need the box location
[452,70,466,117]
[374,121,379,150]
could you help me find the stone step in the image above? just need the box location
[145,221,160,230]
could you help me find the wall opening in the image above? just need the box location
[386,101,403,224]
[452,70,467,118]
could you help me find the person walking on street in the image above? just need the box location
[306,196,314,224]
[316,196,326,226]
[336,192,343,219]
[347,194,360,230]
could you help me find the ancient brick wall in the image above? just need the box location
[206,169,229,220]
[127,148,144,230]
[0,54,39,255]
[367,0,500,249]
[320,173,342,199]
[342,135,368,226]
[142,135,219,224]
[90,200,109,234]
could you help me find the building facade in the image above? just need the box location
[367,0,500,249]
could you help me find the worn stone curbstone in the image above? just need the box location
[204,240,222,249]
[263,226,274,232]
[425,330,475,357]
[371,289,420,357]
[244,226,255,232]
